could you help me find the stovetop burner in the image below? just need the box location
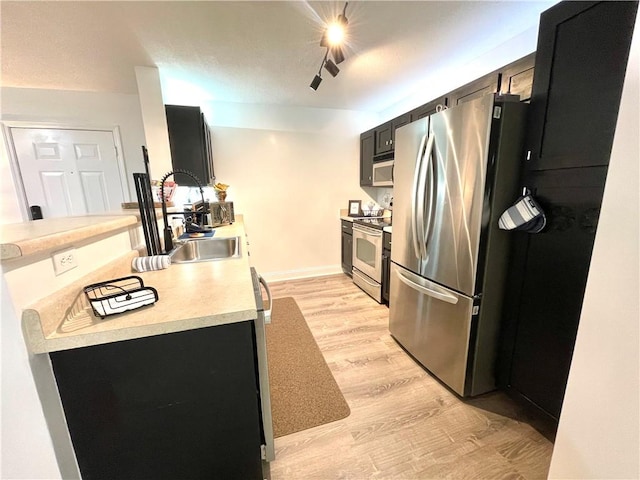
[352,217,392,230]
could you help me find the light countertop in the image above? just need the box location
[21,219,258,354]
[1,214,139,261]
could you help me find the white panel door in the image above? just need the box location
[10,128,125,218]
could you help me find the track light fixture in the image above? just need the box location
[310,74,322,91]
[310,49,329,91]
[309,2,349,91]
[324,58,340,77]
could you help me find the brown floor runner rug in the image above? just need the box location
[265,297,350,438]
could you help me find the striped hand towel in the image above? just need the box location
[498,194,546,233]
[132,255,171,272]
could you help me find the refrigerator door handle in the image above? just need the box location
[396,268,459,305]
[421,133,436,257]
[411,134,428,260]
[416,135,435,260]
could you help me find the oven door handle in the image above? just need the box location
[353,225,383,237]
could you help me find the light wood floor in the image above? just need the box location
[267,274,554,480]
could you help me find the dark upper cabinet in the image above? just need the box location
[410,96,448,122]
[165,105,215,187]
[359,128,375,186]
[374,113,411,156]
[375,122,393,155]
[447,72,501,107]
[525,1,638,171]
[500,52,536,102]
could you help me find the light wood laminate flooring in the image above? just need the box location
[268,274,554,480]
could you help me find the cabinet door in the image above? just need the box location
[382,249,390,304]
[341,229,353,275]
[448,72,501,107]
[50,323,264,479]
[525,1,637,170]
[502,167,607,419]
[360,129,375,186]
[390,113,411,149]
[165,105,212,186]
[375,122,393,155]
[410,96,447,122]
[500,52,536,102]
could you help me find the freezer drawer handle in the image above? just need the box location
[396,270,459,305]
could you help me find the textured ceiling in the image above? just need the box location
[1,1,558,113]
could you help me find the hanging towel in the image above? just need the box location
[498,193,546,233]
[132,255,171,272]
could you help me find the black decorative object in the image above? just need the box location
[84,275,159,319]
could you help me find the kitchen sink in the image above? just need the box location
[169,236,241,263]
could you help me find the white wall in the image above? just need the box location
[208,103,378,280]
[1,275,63,479]
[548,14,639,479]
[0,87,147,204]
[135,67,173,180]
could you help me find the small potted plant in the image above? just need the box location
[213,182,229,202]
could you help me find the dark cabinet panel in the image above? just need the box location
[410,96,447,122]
[500,52,536,102]
[341,220,353,275]
[374,113,411,156]
[448,72,501,107]
[382,231,392,305]
[360,129,375,186]
[165,105,214,186]
[525,1,637,170]
[375,122,393,155]
[499,0,637,423]
[50,323,263,479]
[503,167,607,418]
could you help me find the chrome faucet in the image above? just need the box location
[160,169,209,253]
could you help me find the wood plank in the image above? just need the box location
[268,274,553,479]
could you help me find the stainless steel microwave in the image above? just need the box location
[372,160,394,186]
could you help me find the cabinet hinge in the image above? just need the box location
[526,150,531,161]
[261,444,267,460]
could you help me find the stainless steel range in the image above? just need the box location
[352,217,391,303]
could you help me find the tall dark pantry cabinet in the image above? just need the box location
[498,0,638,423]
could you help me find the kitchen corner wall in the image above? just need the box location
[207,102,379,281]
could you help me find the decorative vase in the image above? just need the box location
[215,190,227,202]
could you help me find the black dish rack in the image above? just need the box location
[84,276,159,319]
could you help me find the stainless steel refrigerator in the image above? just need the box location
[389,94,526,397]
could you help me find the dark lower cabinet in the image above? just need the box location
[50,322,263,480]
[341,220,353,276]
[499,0,637,422]
[381,231,391,305]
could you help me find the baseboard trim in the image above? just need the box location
[261,265,343,283]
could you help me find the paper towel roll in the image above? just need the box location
[131,255,171,272]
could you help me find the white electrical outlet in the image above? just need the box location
[52,248,78,275]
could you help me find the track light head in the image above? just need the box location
[310,74,322,91]
[324,59,340,77]
[332,46,345,65]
